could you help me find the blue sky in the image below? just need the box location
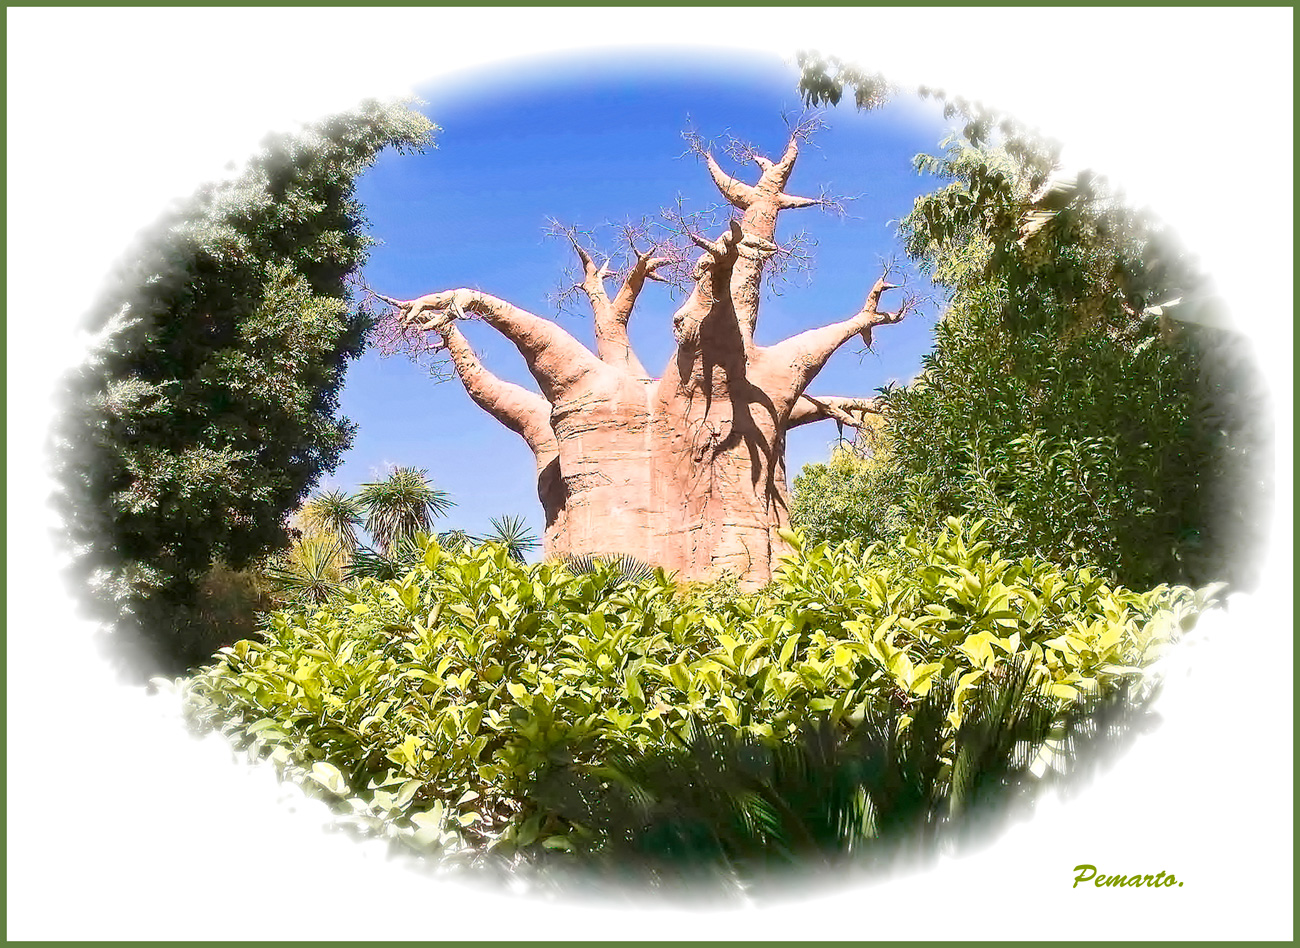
[328,49,951,547]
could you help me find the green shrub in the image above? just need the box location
[876,301,1267,591]
[790,446,900,549]
[182,521,1213,869]
[879,132,1270,593]
[532,659,1079,885]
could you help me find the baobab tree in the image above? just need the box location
[379,121,909,586]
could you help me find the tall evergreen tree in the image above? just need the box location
[54,100,435,675]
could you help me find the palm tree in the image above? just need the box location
[355,466,454,554]
[298,489,364,553]
[344,533,426,583]
[436,528,474,553]
[481,515,540,563]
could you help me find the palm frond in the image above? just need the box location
[264,534,345,604]
[482,515,540,562]
[343,534,425,583]
[298,489,364,551]
[948,656,1054,818]
[558,552,660,585]
[436,528,475,554]
[355,466,454,554]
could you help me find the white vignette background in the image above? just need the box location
[6,8,1292,941]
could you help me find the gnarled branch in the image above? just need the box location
[704,152,760,211]
[668,220,745,352]
[686,125,829,358]
[696,128,823,243]
[418,314,558,464]
[390,289,611,404]
[565,231,668,377]
[787,394,885,430]
[761,274,908,407]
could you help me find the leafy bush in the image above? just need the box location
[793,134,1270,594]
[799,65,1271,594]
[182,521,1213,874]
[889,136,1269,593]
[878,304,1243,589]
[790,446,900,549]
[152,560,279,667]
[531,658,1087,886]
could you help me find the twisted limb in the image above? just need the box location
[385,289,613,405]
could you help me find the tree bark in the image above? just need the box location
[415,314,568,553]
[387,126,905,586]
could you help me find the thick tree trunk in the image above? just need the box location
[387,125,907,587]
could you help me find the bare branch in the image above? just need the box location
[609,234,672,323]
[703,152,757,210]
[763,229,818,293]
[770,110,827,186]
[433,320,558,460]
[684,119,827,220]
[543,218,606,318]
[365,278,459,378]
[657,197,737,283]
[762,271,908,405]
[543,218,676,375]
[787,394,886,429]
[386,289,610,403]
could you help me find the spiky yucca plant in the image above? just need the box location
[481,515,540,563]
[264,534,346,605]
[437,529,474,553]
[343,534,427,583]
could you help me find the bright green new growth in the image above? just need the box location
[183,519,1212,868]
[790,446,898,549]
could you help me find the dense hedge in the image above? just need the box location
[183,521,1211,870]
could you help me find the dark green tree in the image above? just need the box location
[792,58,1270,591]
[54,100,436,676]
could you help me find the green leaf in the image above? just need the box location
[394,780,422,808]
[308,762,348,796]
